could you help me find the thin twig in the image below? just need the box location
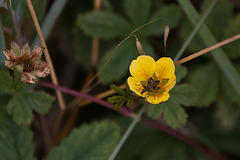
[38,81,227,160]
[26,0,66,110]
[174,33,240,66]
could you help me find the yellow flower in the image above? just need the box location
[127,55,176,104]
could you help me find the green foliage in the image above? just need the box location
[115,118,209,160]
[124,0,150,27]
[77,0,183,84]
[0,96,35,160]
[178,0,240,97]
[171,84,198,107]
[0,70,54,125]
[107,84,133,109]
[45,121,120,160]
[6,92,54,125]
[148,100,188,128]
[188,63,219,107]
[175,65,187,83]
[223,14,240,59]
[77,11,130,39]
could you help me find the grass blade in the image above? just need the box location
[177,0,240,96]
[31,0,68,47]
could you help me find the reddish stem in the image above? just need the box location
[38,81,226,160]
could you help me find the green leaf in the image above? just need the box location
[220,65,240,105]
[170,84,198,107]
[0,20,6,67]
[107,96,123,103]
[200,0,233,40]
[110,84,125,95]
[178,0,240,97]
[144,4,183,36]
[124,0,151,26]
[98,39,138,84]
[114,99,125,109]
[126,97,134,107]
[147,103,164,119]
[46,121,120,160]
[188,63,219,107]
[147,100,188,128]
[223,14,240,59]
[217,95,240,128]
[0,70,14,93]
[175,65,187,83]
[0,96,35,160]
[6,92,54,125]
[77,11,130,39]
[163,100,188,128]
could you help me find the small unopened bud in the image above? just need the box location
[164,24,170,51]
[135,37,145,55]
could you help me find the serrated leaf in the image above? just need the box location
[110,85,125,95]
[147,103,164,119]
[124,0,151,26]
[107,95,123,103]
[175,65,187,83]
[46,121,120,160]
[223,14,240,59]
[0,96,35,160]
[144,4,183,36]
[0,70,14,93]
[170,84,198,107]
[77,11,130,39]
[188,63,219,107]
[163,100,188,128]
[6,92,54,125]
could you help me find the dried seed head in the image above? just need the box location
[21,72,38,84]
[34,61,50,77]
[32,45,43,60]
[2,49,16,68]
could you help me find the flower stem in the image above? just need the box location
[108,105,145,160]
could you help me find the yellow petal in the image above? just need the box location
[163,74,176,92]
[127,76,143,97]
[155,57,175,80]
[146,92,170,104]
[129,55,156,81]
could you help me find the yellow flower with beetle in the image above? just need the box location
[127,55,176,104]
